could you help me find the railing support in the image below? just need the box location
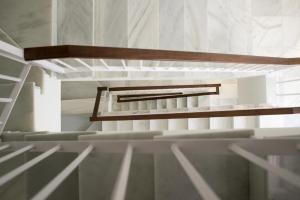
[31,145,93,200]
[229,144,300,189]
[0,64,31,133]
[0,145,34,164]
[0,145,60,187]
[171,144,221,200]
[111,145,133,200]
[0,144,10,152]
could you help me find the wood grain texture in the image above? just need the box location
[23,45,300,65]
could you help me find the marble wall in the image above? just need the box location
[0,0,52,47]
[56,0,300,59]
[0,0,298,56]
[58,0,93,45]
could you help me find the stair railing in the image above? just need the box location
[0,40,65,133]
[0,138,299,200]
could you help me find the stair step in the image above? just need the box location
[0,98,12,103]
[0,74,21,82]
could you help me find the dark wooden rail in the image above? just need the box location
[117,92,183,99]
[108,84,221,91]
[91,84,221,119]
[24,45,300,65]
[90,84,300,121]
[117,91,219,102]
[90,107,300,121]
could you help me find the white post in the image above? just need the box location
[100,59,110,69]
[75,59,94,71]
[121,60,127,69]
[230,144,300,188]
[52,59,78,71]
[0,145,34,164]
[0,145,60,187]
[0,74,21,82]
[31,145,93,200]
[171,144,221,200]
[0,144,10,152]
[111,145,133,200]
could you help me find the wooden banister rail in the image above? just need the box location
[24,45,300,65]
[117,92,183,99]
[91,84,221,118]
[117,91,219,102]
[90,107,300,121]
[90,83,300,121]
[108,84,221,91]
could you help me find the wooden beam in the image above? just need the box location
[24,45,299,65]
[117,92,183,99]
[90,107,300,121]
[92,87,108,117]
[111,145,133,200]
[109,84,221,91]
[117,91,218,102]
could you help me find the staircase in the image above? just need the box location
[95,94,260,132]
[0,129,299,200]
[0,64,31,132]
[0,41,64,133]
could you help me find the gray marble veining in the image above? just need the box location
[128,0,159,67]
[282,17,300,52]
[128,0,158,49]
[184,0,208,52]
[227,0,252,54]
[159,0,184,67]
[159,0,184,50]
[57,0,93,45]
[53,0,300,61]
[252,0,282,17]
[252,17,283,56]
[0,0,51,47]
[282,0,300,16]
[94,0,128,66]
[207,0,229,53]
[184,0,207,67]
[95,0,127,47]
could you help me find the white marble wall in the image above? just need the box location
[160,0,184,67]
[55,0,300,57]
[57,0,93,45]
[53,0,300,64]
[0,0,52,47]
[53,0,300,132]
[128,0,159,67]
[0,0,298,57]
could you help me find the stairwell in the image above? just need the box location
[85,82,263,133]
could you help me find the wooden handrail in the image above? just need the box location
[108,84,221,91]
[117,91,219,102]
[24,45,299,65]
[117,92,183,99]
[90,107,300,121]
[91,84,221,117]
